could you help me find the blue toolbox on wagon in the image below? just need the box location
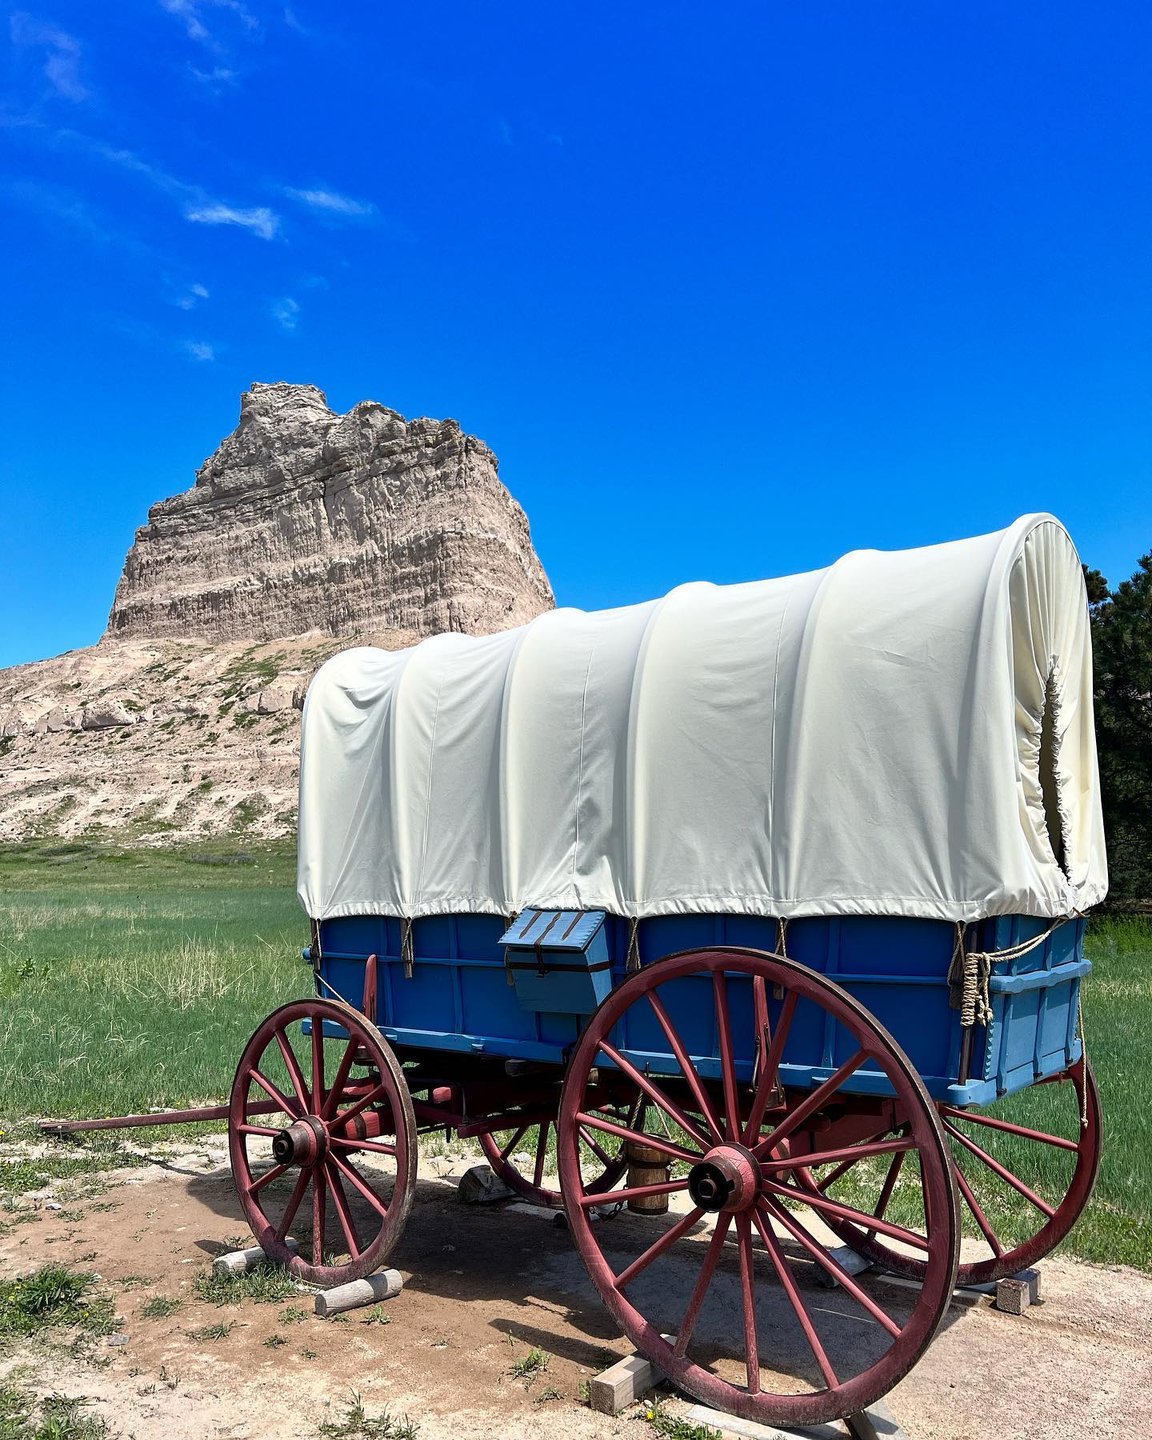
[499,908,611,1015]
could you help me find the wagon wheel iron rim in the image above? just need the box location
[477,1097,637,1208]
[557,947,959,1428]
[799,1055,1102,1286]
[228,997,418,1288]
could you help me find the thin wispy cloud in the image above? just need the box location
[185,202,279,240]
[160,0,257,47]
[184,340,215,361]
[174,282,210,309]
[270,296,299,331]
[190,64,237,89]
[10,14,87,102]
[284,186,376,219]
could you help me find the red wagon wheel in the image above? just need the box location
[478,1101,633,1209]
[801,1056,1101,1286]
[557,948,959,1429]
[229,997,417,1288]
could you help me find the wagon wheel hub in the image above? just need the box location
[688,1143,761,1213]
[271,1116,328,1169]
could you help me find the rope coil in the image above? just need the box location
[947,916,1070,1027]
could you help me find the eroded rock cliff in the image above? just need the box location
[106,382,553,643]
[0,384,553,844]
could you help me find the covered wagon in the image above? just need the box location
[227,513,1104,1425]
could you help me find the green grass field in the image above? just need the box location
[0,839,1148,1270]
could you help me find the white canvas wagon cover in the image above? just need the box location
[298,514,1107,924]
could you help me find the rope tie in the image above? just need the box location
[1077,991,1089,1129]
[401,917,414,980]
[626,917,641,973]
[947,916,1070,1028]
[775,917,790,959]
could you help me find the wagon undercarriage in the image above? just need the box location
[213,945,1100,1429]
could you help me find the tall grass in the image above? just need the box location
[0,841,303,1124]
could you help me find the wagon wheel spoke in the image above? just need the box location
[614,1206,705,1290]
[760,1176,933,1251]
[952,1160,1005,1258]
[734,1213,761,1395]
[750,1202,839,1389]
[328,1134,397,1157]
[328,1149,390,1221]
[247,1162,289,1195]
[939,1105,1079,1152]
[759,1195,903,1338]
[763,1136,915,1173]
[320,1037,360,1121]
[672,1213,732,1357]
[578,1125,614,1169]
[814,1128,905,1193]
[752,1049,868,1156]
[332,1082,390,1133]
[532,1124,551,1191]
[744,990,798,1145]
[575,1111,700,1167]
[311,1019,326,1117]
[326,1161,363,1259]
[273,1027,312,1111]
[498,1124,530,1163]
[646,989,724,1141]
[312,1163,327,1267]
[236,1124,282,1138]
[940,1119,1056,1217]
[248,1068,302,1120]
[595,1039,711,1151]
[276,1165,313,1242]
[575,1177,689,1209]
[712,970,742,1142]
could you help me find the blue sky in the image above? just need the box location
[2,2,1150,669]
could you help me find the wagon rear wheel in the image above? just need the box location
[557,947,959,1428]
[802,1056,1101,1286]
[229,998,417,1288]
[478,1101,633,1208]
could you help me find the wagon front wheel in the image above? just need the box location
[557,947,959,1428]
[229,998,417,1287]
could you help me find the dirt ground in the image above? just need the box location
[1,1138,1149,1440]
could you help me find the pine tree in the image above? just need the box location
[1090,555,1152,899]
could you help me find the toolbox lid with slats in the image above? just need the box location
[499,908,606,953]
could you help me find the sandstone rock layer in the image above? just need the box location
[106,382,553,644]
[1,382,554,844]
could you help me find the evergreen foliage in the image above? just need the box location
[1088,555,1152,899]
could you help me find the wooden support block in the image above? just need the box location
[995,1267,1041,1315]
[683,1403,844,1439]
[315,1268,403,1318]
[588,1352,663,1415]
[845,1398,911,1440]
[213,1238,298,1276]
[870,1270,990,1307]
[813,1244,875,1289]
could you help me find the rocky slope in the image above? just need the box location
[0,385,553,844]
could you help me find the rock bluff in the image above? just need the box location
[106,382,554,644]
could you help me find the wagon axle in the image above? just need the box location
[687,1144,761,1213]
